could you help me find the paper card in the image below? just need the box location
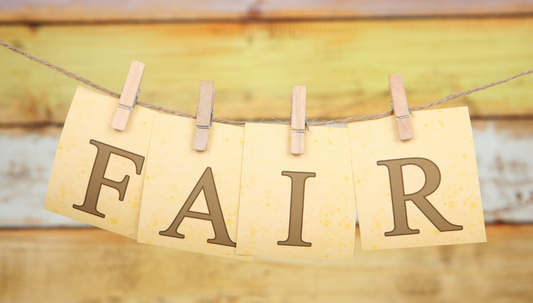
[137,113,251,261]
[45,86,155,239]
[236,123,357,260]
[349,107,486,250]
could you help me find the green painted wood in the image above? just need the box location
[0,18,532,124]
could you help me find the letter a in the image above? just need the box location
[73,139,145,218]
[159,167,236,247]
[378,157,463,237]
[278,171,316,247]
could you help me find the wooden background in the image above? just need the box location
[1,0,533,302]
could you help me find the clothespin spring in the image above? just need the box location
[196,109,214,129]
[118,87,140,111]
[390,100,412,119]
[290,112,309,133]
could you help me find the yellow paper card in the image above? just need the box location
[45,86,155,239]
[236,123,357,260]
[349,107,486,250]
[137,113,251,261]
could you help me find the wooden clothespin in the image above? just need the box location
[389,74,413,141]
[290,85,308,155]
[194,81,216,151]
[111,61,145,131]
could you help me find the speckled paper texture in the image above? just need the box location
[349,107,486,250]
[137,113,251,261]
[236,123,357,260]
[45,86,155,239]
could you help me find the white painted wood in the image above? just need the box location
[473,121,533,223]
[0,128,87,227]
[0,120,532,228]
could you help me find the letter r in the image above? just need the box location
[378,157,463,237]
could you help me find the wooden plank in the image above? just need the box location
[1,0,533,22]
[1,120,532,228]
[0,225,532,302]
[0,19,532,124]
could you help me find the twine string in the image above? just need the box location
[1,39,532,126]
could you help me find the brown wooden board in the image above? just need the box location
[1,18,532,125]
[0,225,532,302]
[1,0,533,22]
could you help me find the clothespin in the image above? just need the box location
[111,61,145,131]
[389,74,413,141]
[290,85,308,155]
[194,81,216,151]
